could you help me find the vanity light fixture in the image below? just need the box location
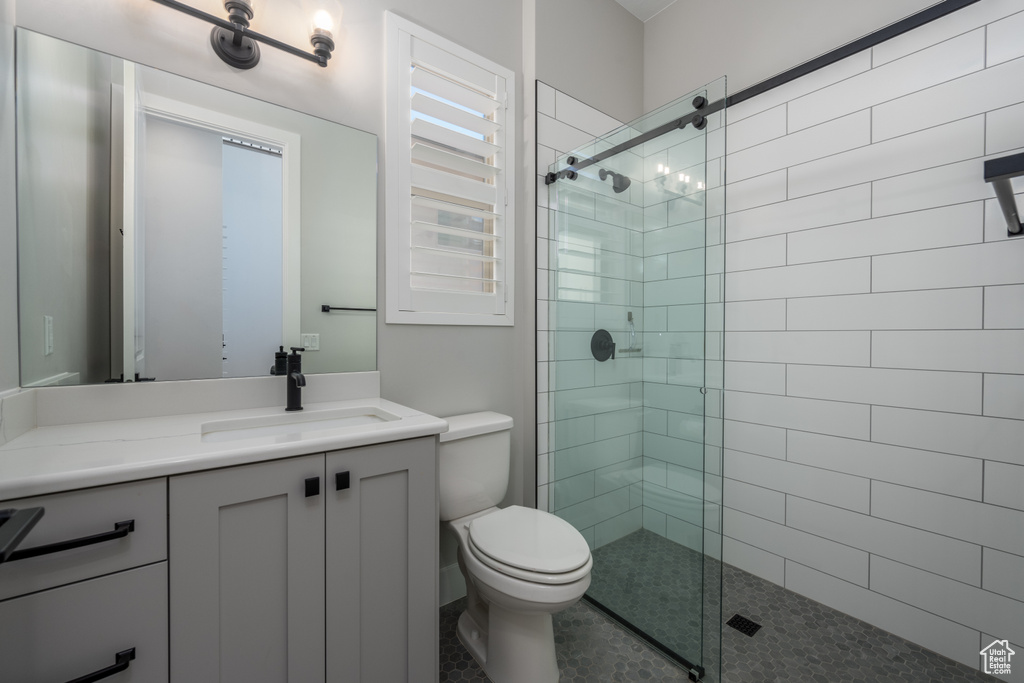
[150,0,337,69]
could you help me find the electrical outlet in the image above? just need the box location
[44,315,54,356]
[300,333,320,351]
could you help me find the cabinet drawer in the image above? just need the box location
[0,479,166,600]
[0,562,168,683]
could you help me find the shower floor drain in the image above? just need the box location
[726,614,762,637]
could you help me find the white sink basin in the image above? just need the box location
[200,406,400,443]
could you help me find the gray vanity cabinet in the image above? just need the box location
[169,453,327,682]
[0,479,169,682]
[169,437,438,683]
[326,437,439,683]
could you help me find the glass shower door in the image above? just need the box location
[544,78,725,681]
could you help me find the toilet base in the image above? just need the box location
[456,610,489,671]
[456,602,559,683]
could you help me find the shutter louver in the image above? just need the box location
[387,14,515,325]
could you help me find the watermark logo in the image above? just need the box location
[980,639,1014,676]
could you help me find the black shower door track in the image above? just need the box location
[545,0,981,181]
[726,0,981,108]
[584,594,707,680]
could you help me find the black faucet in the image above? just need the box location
[285,346,306,411]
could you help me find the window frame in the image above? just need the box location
[385,12,516,326]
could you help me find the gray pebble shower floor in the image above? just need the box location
[439,529,1000,682]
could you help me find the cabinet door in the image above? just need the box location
[0,563,168,683]
[169,454,325,683]
[326,437,438,683]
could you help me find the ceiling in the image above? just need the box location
[614,0,679,22]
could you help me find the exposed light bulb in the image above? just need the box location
[657,163,664,173]
[309,7,338,65]
[313,9,334,32]
[678,173,684,181]
[684,175,690,182]
[664,167,670,173]
[697,181,705,190]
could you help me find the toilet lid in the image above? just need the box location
[468,505,591,574]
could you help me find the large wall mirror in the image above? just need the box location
[16,29,377,387]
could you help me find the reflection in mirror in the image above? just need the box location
[16,29,377,387]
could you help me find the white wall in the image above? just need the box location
[708,1,1024,671]
[536,0,644,124]
[644,0,936,111]
[0,0,18,393]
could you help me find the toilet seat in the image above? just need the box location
[466,506,592,585]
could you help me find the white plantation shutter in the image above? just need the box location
[386,13,516,325]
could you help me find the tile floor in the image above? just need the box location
[440,530,1000,683]
[440,597,691,682]
[587,528,714,670]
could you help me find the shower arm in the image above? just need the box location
[545,96,723,185]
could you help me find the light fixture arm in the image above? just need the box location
[150,0,334,68]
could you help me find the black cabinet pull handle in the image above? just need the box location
[0,507,45,563]
[335,471,350,491]
[66,647,136,683]
[305,476,321,497]
[5,520,134,563]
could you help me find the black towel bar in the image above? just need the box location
[321,305,376,313]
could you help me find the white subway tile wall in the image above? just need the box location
[721,2,1024,668]
[537,82,726,556]
[537,83,640,547]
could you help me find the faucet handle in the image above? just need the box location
[290,346,305,353]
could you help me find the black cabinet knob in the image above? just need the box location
[304,477,320,497]
[335,471,351,491]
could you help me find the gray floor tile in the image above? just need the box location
[440,530,1000,683]
[440,598,689,682]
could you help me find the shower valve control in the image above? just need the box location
[591,329,616,362]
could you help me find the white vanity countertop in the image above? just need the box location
[0,397,448,501]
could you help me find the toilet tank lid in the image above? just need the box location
[439,412,513,442]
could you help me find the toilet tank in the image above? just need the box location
[438,412,513,521]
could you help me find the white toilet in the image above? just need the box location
[440,412,593,683]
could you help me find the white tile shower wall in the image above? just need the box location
[721,2,1024,670]
[638,98,726,559]
[537,82,727,557]
[537,82,643,549]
